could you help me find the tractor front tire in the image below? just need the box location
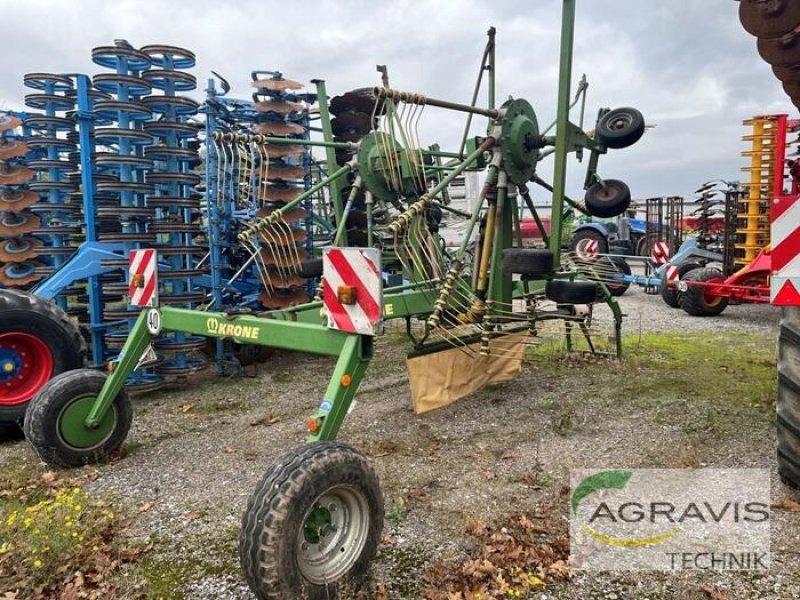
[681,267,728,317]
[778,307,800,489]
[569,229,609,261]
[24,369,132,468]
[240,442,384,600]
[0,289,86,434]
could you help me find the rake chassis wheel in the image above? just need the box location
[240,442,384,599]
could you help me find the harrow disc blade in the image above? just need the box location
[0,237,43,262]
[252,78,303,91]
[259,288,309,309]
[757,34,800,66]
[0,212,41,236]
[260,247,308,266]
[0,115,22,132]
[256,206,308,222]
[254,121,305,136]
[261,144,304,159]
[261,164,305,181]
[255,100,303,115]
[0,165,35,185]
[0,260,44,287]
[774,63,800,82]
[259,184,303,202]
[0,190,39,213]
[0,140,30,160]
[739,0,800,38]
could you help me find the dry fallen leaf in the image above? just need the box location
[138,501,154,513]
[702,586,729,600]
[771,498,800,511]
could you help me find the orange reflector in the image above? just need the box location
[132,273,145,288]
[341,374,352,387]
[107,361,115,373]
[337,285,357,305]
[306,418,320,433]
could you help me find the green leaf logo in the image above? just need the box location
[571,470,632,514]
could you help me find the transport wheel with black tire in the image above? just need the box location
[681,267,728,316]
[584,179,631,219]
[545,279,598,304]
[660,262,701,308]
[501,248,554,276]
[24,369,132,468]
[239,442,384,600]
[596,107,645,149]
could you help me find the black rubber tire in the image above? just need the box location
[605,256,631,297]
[681,267,729,317]
[584,179,631,219]
[0,290,86,427]
[299,258,323,279]
[660,262,701,308]
[235,343,276,366]
[545,279,598,304]
[240,442,384,600]
[569,229,609,261]
[24,369,132,468]
[502,249,554,276]
[778,307,800,489]
[596,107,645,149]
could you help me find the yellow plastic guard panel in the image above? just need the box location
[407,332,527,414]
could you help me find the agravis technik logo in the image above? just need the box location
[569,469,771,571]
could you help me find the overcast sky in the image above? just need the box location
[0,0,794,201]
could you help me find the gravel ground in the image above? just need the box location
[0,286,792,599]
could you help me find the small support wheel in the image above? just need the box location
[596,107,645,149]
[502,248,554,276]
[680,267,728,317]
[545,279,598,304]
[660,262,701,308]
[239,442,384,600]
[584,179,631,218]
[24,369,132,468]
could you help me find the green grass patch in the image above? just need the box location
[527,332,776,410]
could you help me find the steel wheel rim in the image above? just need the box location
[296,484,371,584]
[0,332,54,406]
[57,394,117,451]
[607,112,633,131]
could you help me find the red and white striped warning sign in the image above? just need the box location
[128,249,158,308]
[651,242,670,265]
[323,247,382,336]
[664,264,680,283]
[583,239,599,258]
[771,194,800,305]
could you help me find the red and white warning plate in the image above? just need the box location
[651,242,670,265]
[129,249,158,308]
[323,247,382,336]
[772,195,800,305]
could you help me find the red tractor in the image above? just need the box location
[739,0,800,489]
